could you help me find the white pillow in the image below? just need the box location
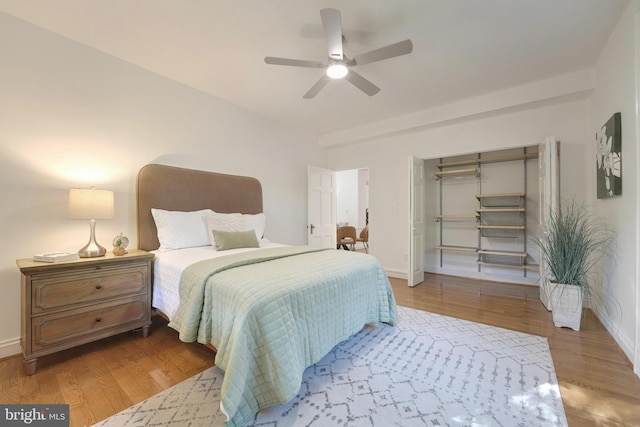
[151,208,213,251]
[206,212,266,246]
[244,213,266,240]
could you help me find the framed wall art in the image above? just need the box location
[596,112,621,199]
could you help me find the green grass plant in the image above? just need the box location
[536,199,613,299]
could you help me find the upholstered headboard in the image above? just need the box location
[136,164,263,251]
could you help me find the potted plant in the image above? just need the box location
[536,200,614,331]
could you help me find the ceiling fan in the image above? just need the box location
[264,8,413,99]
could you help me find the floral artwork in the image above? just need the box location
[596,112,621,198]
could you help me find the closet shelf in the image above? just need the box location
[434,168,479,180]
[476,194,525,238]
[477,250,527,257]
[435,245,478,253]
[476,208,525,213]
[476,193,526,198]
[477,261,538,270]
[476,225,525,230]
[477,250,530,269]
[436,152,539,168]
[476,193,525,208]
[477,226,524,238]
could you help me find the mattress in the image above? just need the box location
[151,241,285,319]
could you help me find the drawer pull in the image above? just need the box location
[95,317,102,323]
[95,285,102,290]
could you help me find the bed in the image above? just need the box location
[136,164,397,427]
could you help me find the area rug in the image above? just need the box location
[93,306,567,426]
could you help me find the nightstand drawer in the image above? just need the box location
[31,264,148,314]
[31,295,149,352]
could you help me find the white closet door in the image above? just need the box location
[538,137,560,310]
[409,156,425,286]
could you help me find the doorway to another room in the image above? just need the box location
[336,168,369,253]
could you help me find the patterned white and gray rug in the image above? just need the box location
[93,306,567,427]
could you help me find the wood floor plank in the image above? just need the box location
[0,273,638,426]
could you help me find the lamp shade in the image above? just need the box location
[69,188,114,220]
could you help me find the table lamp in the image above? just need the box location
[69,188,114,257]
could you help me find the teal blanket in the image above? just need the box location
[168,246,397,427]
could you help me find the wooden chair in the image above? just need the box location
[356,226,369,253]
[336,226,357,250]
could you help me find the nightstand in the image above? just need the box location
[17,250,154,375]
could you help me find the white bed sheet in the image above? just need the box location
[151,241,285,319]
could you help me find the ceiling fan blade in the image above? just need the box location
[303,75,331,99]
[344,70,380,96]
[320,8,343,59]
[349,39,413,66]
[265,57,326,68]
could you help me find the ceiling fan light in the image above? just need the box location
[326,63,348,79]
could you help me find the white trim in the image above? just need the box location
[385,268,408,280]
[425,266,539,286]
[598,310,636,368]
[319,70,594,147]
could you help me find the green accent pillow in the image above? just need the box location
[212,229,260,251]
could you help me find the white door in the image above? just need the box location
[308,166,336,248]
[409,156,425,286]
[538,137,560,310]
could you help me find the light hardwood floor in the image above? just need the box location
[1,273,639,426]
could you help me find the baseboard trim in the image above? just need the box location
[0,337,21,360]
[424,266,540,286]
[385,268,407,280]
[594,306,636,372]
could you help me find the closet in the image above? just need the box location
[427,146,540,283]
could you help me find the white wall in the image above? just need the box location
[0,13,324,357]
[588,1,639,373]
[336,170,359,227]
[336,169,370,231]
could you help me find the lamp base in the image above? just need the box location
[78,242,107,258]
[78,219,107,258]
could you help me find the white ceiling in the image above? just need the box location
[0,0,629,136]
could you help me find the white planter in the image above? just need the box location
[540,279,553,311]
[550,283,583,331]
